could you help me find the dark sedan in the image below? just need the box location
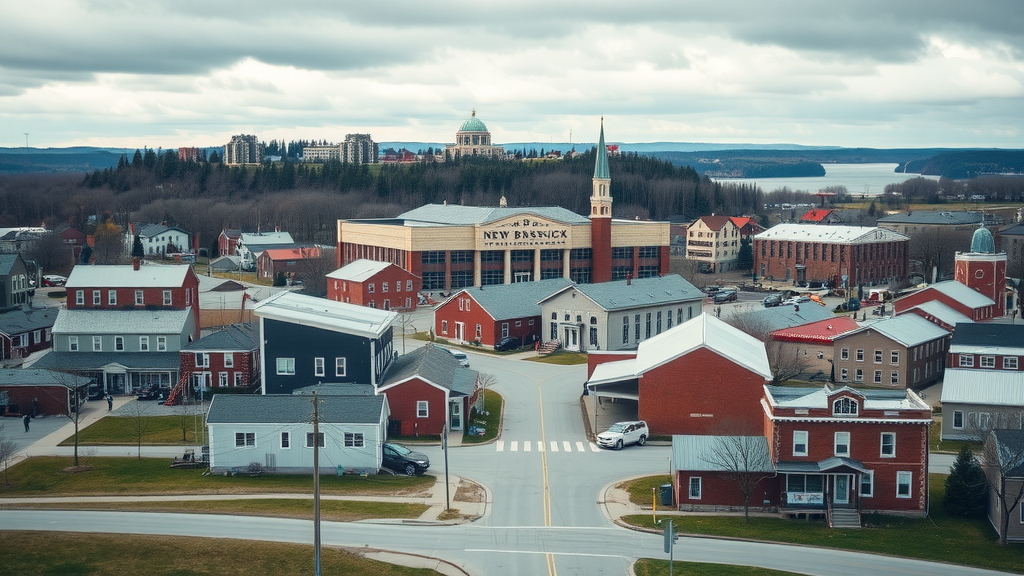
[494,336,521,352]
[382,442,430,476]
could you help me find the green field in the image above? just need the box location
[60,414,202,445]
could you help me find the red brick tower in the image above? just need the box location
[955,225,1006,316]
[590,119,613,283]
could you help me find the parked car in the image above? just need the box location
[596,420,649,450]
[494,336,521,352]
[441,348,470,367]
[704,285,721,295]
[783,296,811,306]
[42,275,67,287]
[382,442,430,476]
[763,293,784,307]
[135,385,162,400]
[712,290,737,304]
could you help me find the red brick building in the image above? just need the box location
[893,280,996,321]
[64,260,201,340]
[434,278,571,348]
[326,259,421,311]
[256,247,321,282]
[0,369,91,417]
[218,229,241,257]
[178,323,260,398]
[754,224,909,287]
[377,345,479,435]
[954,226,1007,317]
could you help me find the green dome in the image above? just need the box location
[459,116,488,133]
[970,226,995,254]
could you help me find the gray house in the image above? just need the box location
[206,393,389,474]
[538,274,704,352]
[985,429,1024,544]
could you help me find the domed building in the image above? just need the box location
[445,110,504,159]
[955,224,1007,316]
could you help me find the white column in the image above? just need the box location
[533,248,542,281]
[473,251,481,287]
[563,249,571,279]
[503,250,512,284]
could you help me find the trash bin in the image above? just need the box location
[660,484,673,507]
[337,465,345,476]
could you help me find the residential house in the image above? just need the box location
[256,246,321,282]
[236,231,295,267]
[997,222,1024,277]
[177,323,260,401]
[326,259,422,311]
[940,323,1024,441]
[252,291,397,395]
[730,216,764,239]
[984,429,1024,543]
[876,211,987,236]
[197,275,251,328]
[0,305,57,366]
[0,253,32,308]
[898,300,973,331]
[832,314,950,389]
[685,216,742,273]
[377,344,480,435]
[209,255,243,273]
[56,224,87,266]
[205,393,389,475]
[0,369,92,417]
[434,278,571,348]
[131,223,191,257]
[801,209,843,224]
[893,280,997,322]
[218,229,242,257]
[539,275,704,352]
[768,316,860,379]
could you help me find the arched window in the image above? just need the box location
[833,397,858,416]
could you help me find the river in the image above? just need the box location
[713,163,940,196]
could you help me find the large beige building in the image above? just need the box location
[685,216,742,272]
[445,110,504,159]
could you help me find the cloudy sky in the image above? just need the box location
[2,1,1022,150]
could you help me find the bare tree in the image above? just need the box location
[124,399,153,459]
[725,311,809,383]
[25,231,74,275]
[475,372,498,414]
[907,227,972,282]
[982,429,1024,546]
[0,424,17,485]
[670,255,708,290]
[699,422,776,522]
[40,370,90,467]
[293,246,337,297]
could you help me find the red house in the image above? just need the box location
[0,369,91,417]
[586,314,773,436]
[434,278,571,348]
[377,345,479,436]
[893,280,996,322]
[256,247,321,282]
[176,323,260,401]
[64,260,201,340]
[326,259,421,311]
[218,229,242,257]
[0,306,58,367]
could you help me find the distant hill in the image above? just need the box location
[0,148,128,173]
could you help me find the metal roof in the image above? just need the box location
[671,435,774,472]
[940,369,1024,406]
[916,280,995,309]
[544,274,703,312]
[723,303,835,333]
[775,457,869,475]
[137,223,189,238]
[381,344,478,396]
[207,394,385,425]
[0,253,24,276]
[903,301,973,327]
[0,306,58,335]
[755,224,909,244]
[876,211,984,225]
[30,351,181,371]
[253,291,395,339]
[66,264,192,289]
[635,313,772,380]
[594,120,609,179]
[239,232,294,245]
[0,368,92,387]
[838,313,949,347]
[450,277,572,321]
[52,308,192,335]
[326,259,410,283]
[992,429,1024,477]
[209,256,243,271]
[395,204,591,226]
[184,323,259,352]
[293,383,375,396]
[949,323,1024,354]
[770,316,860,344]
[587,358,638,386]
[765,384,929,411]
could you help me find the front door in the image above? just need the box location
[449,400,462,430]
[563,326,580,351]
[105,373,126,394]
[454,322,465,343]
[834,475,850,505]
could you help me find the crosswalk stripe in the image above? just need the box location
[550,441,559,452]
[562,441,572,452]
[589,442,601,452]
[523,441,531,452]
[575,441,586,452]
[538,441,544,452]
[510,441,518,452]
[496,440,504,452]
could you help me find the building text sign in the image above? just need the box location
[478,217,572,249]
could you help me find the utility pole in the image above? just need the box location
[443,423,450,511]
[312,391,322,576]
[24,133,29,148]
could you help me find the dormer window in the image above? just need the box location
[833,397,858,416]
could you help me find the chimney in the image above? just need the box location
[626,272,632,286]
[132,257,140,271]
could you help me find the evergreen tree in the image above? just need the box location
[273,272,287,287]
[131,234,145,258]
[944,444,987,518]
[868,201,877,217]
[737,236,753,270]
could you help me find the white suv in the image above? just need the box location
[596,420,649,450]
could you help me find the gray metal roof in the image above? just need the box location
[206,394,385,425]
[725,303,835,333]
[253,291,395,339]
[209,256,243,271]
[546,274,703,312]
[0,306,58,335]
[765,384,929,411]
[949,322,1024,353]
[450,278,572,321]
[395,204,591,226]
[1000,223,1024,237]
[906,280,994,309]
[940,369,1024,406]
[137,223,189,238]
[52,308,192,335]
[755,224,909,244]
[904,301,972,327]
[292,383,375,396]
[839,313,949,347]
[775,457,869,475]
[327,259,407,282]
[992,429,1024,477]
[671,435,774,472]
[0,253,24,276]
[184,323,259,352]
[66,264,193,289]
[381,345,478,396]
[239,232,294,245]
[876,211,984,225]
[0,368,93,387]
[30,351,181,371]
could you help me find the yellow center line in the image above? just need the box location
[538,384,557,576]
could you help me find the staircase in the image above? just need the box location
[165,372,189,406]
[537,340,560,356]
[828,508,861,529]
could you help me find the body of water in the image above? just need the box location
[713,163,940,196]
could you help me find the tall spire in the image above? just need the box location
[594,116,609,179]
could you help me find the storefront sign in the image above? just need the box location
[478,217,572,248]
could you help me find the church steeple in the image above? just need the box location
[591,117,612,219]
[594,117,609,180]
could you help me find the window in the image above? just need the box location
[234,372,244,387]
[305,432,325,448]
[1004,357,1019,370]
[840,347,849,361]
[896,471,912,498]
[115,336,124,351]
[344,432,364,447]
[501,323,509,338]
[92,336,102,351]
[157,336,167,352]
[163,290,172,306]
[92,290,100,305]
[953,410,964,429]
[959,354,974,367]
[382,281,389,293]
[235,432,255,448]
[185,288,191,306]
[856,349,864,362]
[139,336,149,351]
[195,353,209,367]
[890,371,899,385]
[314,357,325,377]
[69,335,78,351]
[622,316,629,344]
[980,356,996,368]
[873,370,882,384]
[590,327,598,346]
[635,314,640,341]
[793,431,808,456]
[406,280,413,291]
[689,477,702,499]
[75,290,84,305]
[416,401,428,418]
[874,350,882,363]
[223,353,234,368]
[833,397,858,415]
[335,357,346,377]
[218,372,228,387]
[441,320,448,335]
[280,432,290,449]
[860,470,874,497]
[891,351,899,364]
[645,313,651,339]
[854,368,863,382]
[834,431,850,456]
[108,290,117,305]
[881,432,895,457]
[475,324,482,339]
[135,290,144,305]
[656,311,662,334]
[840,368,849,381]
[368,283,375,293]
[276,357,295,375]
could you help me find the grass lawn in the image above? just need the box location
[524,350,588,365]
[462,390,503,444]
[621,474,1024,573]
[2,499,428,522]
[620,474,673,506]
[2,531,441,576]
[0,456,435,497]
[634,559,804,576]
[60,414,201,446]
[929,416,981,453]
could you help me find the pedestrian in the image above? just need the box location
[23,413,30,432]
[106,394,113,411]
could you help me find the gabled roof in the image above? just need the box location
[380,345,478,397]
[0,253,25,276]
[999,222,1024,237]
[253,291,395,339]
[903,301,973,327]
[447,278,572,321]
[137,223,189,238]
[66,264,193,289]
[755,224,909,244]
[261,247,321,261]
[0,305,58,335]
[910,280,995,309]
[221,228,242,239]
[184,323,259,352]
[801,209,833,222]
[391,204,590,227]
[877,211,984,225]
[672,435,773,472]
[635,313,772,380]
[0,369,92,387]
[52,308,193,335]
[838,313,948,347]
[207,394,385,425]
[729,216,756,230]
[542,275,703,312]
[30,351,181,371]
[696,215,734,231]
[293,383,375,396]
[209,255,242,271]
[990,429,1024,477]
[239,231,294,245]
[770,316,859,344]
[941,369,1024,406]
[327,259,408,283]
[949,322,1024,354]
[244,242,300,255]
[726,303,835,334]
[765,384,929,412]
